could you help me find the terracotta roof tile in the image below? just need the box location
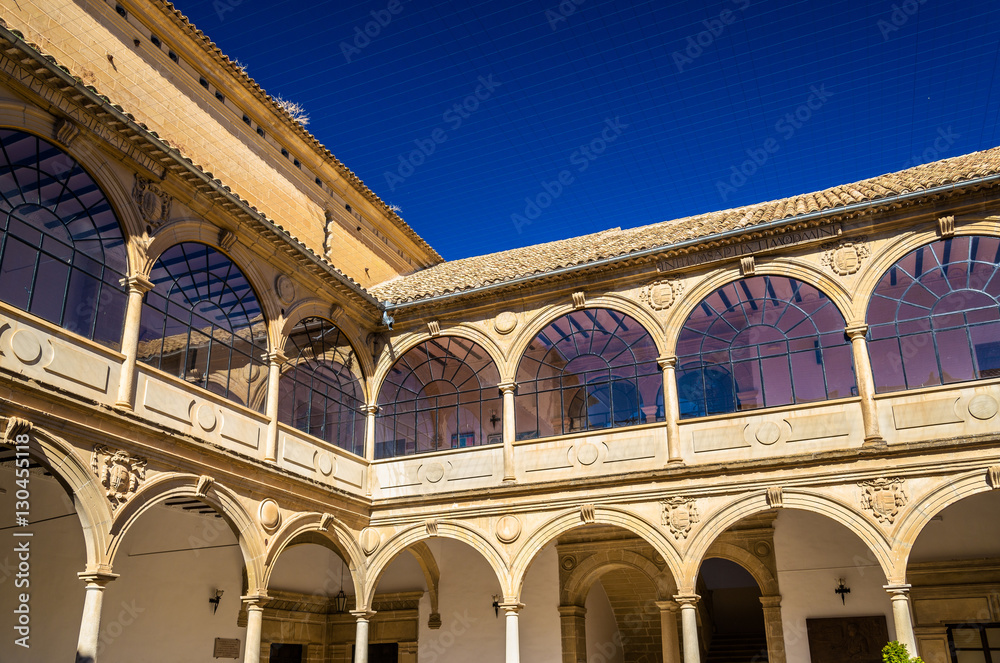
[372,145,1000,304]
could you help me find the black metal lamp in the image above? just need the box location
[209,589,224,613]
[835,578,851,604]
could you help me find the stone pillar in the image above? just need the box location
[398,642,418,663]
[115,274,154,409]
[558,604,587,663]
[885,584,918,656]
[658,356,684,465]
[263,350,287,463]
[351,610,376,663]
[76,570,118,663]
[499,382,517,482]
[363,405,378,496]
[846,324,884,446]
[655,600,682,663]
[243,594,268,663]
[501,602,524,663]
[759,595,787,663]
[674,594,701,663]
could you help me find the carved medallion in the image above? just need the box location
[859,477,907,524]
[360,527,381,555]
[275,274,295,305]
[91,445,147,509]
[822,237,871,276]
[132,175,171,229]
[258,498,281,532]
[641,279,682,311]
[495,515,522,544]
[660,497,700,540]
[494,311,517,335]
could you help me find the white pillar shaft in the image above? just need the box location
[244,605,263,663]
[888,590,917,655]
[501,384,516,481]
[76,584,107,663]
[263,359,282,462]
[679,604,701,663]
[115,285,148,408]
[847,326,882,443]
[364,407,377,496]
[505,610,520,663]
[659,357,683,464]
[354,618,370,663]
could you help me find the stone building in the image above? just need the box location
[0,1,999,663]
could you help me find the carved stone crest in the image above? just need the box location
[822,237,871,276]
[91,445,147,509]
[859,477,906,524]
[641,279,682,311]
[132,175,171,229]
[660,497,700,539]
[274,274,295,304]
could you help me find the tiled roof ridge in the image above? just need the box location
[371,144,1000,304]
[151,0,443,263]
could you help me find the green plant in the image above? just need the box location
[882,641,925,663]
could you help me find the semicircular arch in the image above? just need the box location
[562,548,675,606]
[703,540,779,595]
[262,512,367,597]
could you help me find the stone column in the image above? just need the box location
[398,642,418,663]
[759,595,786,663]
[351,610,376,663]
[363,405,378,496]
[115,274,154,409]
[674,594,701,663]
[76,570,118,663]
[499,382,517,482]
[658,356,684,465]
[500,602,524,663]
[558,605,587,663]
[655,600,682,663]
[243,594,268,663]
[263,350,287,463]
[846,324,884,446]
[885,584,918,656]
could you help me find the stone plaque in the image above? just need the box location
[806,616,887,663]
[214,637,241,659]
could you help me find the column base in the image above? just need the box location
[667,458,685,466]
[113,399,133,411]
[502,475,516,483]
[862,436,887,449]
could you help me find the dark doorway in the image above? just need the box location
[269,643,304,663]
[352,643,399,663]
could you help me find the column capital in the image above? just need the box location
[884,583,912,597]
[119,273,155,294]
[558,604,587,618]
[498,602,524,615]
[241,593,269,609]
[498,381,517,394]
[654,600,679,612]
[673,593,700,607]
[362,404,379,416]
[759,595,782,609]
[77,570,119,587]
[845,323,869,340]
[350,609,377,621]
[262,349,287,365]
[657,355,677,370]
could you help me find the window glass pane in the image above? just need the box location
[953,629,983,648]
[986,628,1000,648]
[955,651,986,663]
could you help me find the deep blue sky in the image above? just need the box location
[178,0,1000,261]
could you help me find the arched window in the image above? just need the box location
[137,242,267,411]
[375,337,500,459]
[0,129,128,347]
[676,276,855,418]
[515,308,661,440]
[278,317,365,456]
[867,235,1000,392]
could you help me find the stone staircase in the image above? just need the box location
[704,633,769,663]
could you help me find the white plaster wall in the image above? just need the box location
[417,538,560,663]
[585,580,623,663]
[0,468,85,663]
[909,490,1000,562]
[773,509,895,662]
[99,504,247,663]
